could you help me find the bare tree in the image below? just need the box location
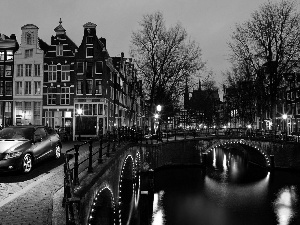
[228,0,300,129]
[130,11,205,112]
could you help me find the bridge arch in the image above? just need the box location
[118,155,135,225]
[87,186,116,225]
[134,151,141,206]
[204,139,271,167]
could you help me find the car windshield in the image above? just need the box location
[0,127,34,140]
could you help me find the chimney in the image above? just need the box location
[99,37,106,48]
[10,34,16,40]
[121,52,124,58]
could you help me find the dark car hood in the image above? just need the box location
[0,139,30,154]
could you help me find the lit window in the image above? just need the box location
[16,81,22,95]
[77,80,83,94]
[56,44,63,56]
[25,49,33,58]
[34,64,40,76]
[17,64,23,77]
[86,47,93,57]
[86,80,93,94]
[34,81,41,95]
[95,80,102,95]
[61,87,70,105]
[48,65,57,81]
[5,65,12,76]
[5,81,12,96]
[61,65,70,81]
[0,51,4,60]
[6,50,13,60]
[25,81,31,95]
[25,64,32,76]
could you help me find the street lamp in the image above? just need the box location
[156,105,162,140]
[77,108,83,141]
[282,114,287,140]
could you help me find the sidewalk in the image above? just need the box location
[0,141,92,225]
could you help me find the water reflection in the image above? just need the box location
[149,147,300,225]
[274,186,298,225]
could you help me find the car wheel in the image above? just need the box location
[22,154,33,173]
[54,145,61,159]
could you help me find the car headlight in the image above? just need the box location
[3,152,22,160]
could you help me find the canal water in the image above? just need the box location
[151,147,300,225]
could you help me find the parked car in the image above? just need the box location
[0,125,62,173]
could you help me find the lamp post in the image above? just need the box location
[77,108,83,141]
[156,105,162,140]
[282,114,287,140]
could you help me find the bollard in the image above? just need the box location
[175,129,177,141]
[98,136,103,164]
[73,144,80,186]
[88,140,93,173]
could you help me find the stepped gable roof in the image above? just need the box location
[21,24,39,30]
[54,18,66,33]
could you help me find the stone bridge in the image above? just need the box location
[69,137,300,224]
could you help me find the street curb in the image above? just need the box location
[52,186,65,225]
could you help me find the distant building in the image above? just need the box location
[13,24,45,125]
[183,80,220,128]
[74,22,112,139]
[0,33,19,127]
[42,19,78,134]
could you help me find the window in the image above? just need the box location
[86,36,93,44]
[25,64,32,76]
[48,94,56,105]
[95,80,102,95]
[0,51,4,60]
[61,65,70,81]
[5,65,12,76]
[56,44,63,56]
[77,62,84,74]
[98,104,103,115]
[26,33,32,45]
[5,81,12,96]
[87,62,93,77]
[6,50,13,60]
[16,81,22,95]
[25,49,33,58]
[34,102,41,125]
[45,111,53,127]
[77,80,83,94]
[0,65,4,77]
[17,64,23,77]
[86,80,93,94]
[48,65,57,81]
[0,81,3,95]
[25,81,31,95]
[95,61,103,74]
[86,47,93,57]
[34,64,40,76]
[15,102,22,117]
[34,81,41,95]
[61,87,70,105]
[297,103,300,115]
